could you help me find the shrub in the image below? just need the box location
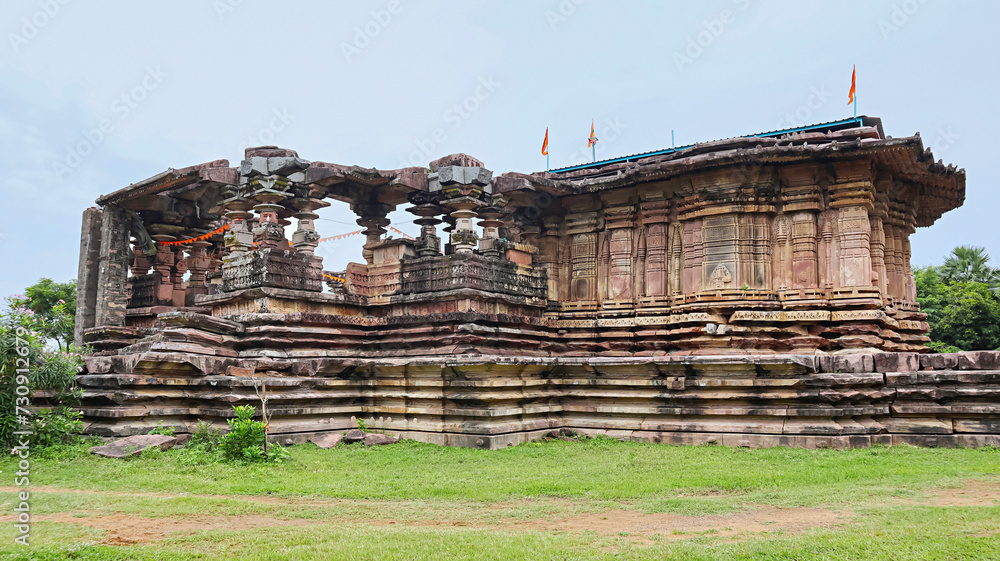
[148,421,176,437]
[30,406,84,448]
[187,420,221,452]
[0,293,85,448]
[219,405,289,463]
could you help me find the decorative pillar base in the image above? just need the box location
[221,249,323,292]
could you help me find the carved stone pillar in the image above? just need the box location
[870,215,887,296]
[791,211,818,289]
[170,249,187,307]
[818,210,835,289]
[222,150,321,293]
[772,215,791,290]
[682,219,703,294]
[668,222,683,295]
[430,164,491,256]
[94,204,130,327]
[352,202,391,264]
[903,234,916,302]
[539,216,562,302]
[445,197,481,254]
[150,234,176,305]
[477,193,507,259]
[185,240,212,305]
[565,209,601,302]
[604,202,636,301]
[221,185,255,257]
[291,192,329,256]
[640,199,670,297]
[407,191,444,258]
[252,176,291,250]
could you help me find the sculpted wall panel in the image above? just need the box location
[702,214,738,290]
[836,206,872,288]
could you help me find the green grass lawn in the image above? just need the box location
[0,437,998,560]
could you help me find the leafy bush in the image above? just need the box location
[219,405,288,463]
[926,340,963,354]
[148,421,176,437]
[30,406,84,448]
[0,292,85,448]
[187,420,221,452]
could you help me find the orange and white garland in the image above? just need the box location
[158,224,229,246]
[158,224,413,247]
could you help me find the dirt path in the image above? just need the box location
[3,481,997,547]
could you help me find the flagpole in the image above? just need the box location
[546,152,549,171]
[592,144,596,163]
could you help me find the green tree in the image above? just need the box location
[932,282,1000,351]
[913,265,946,330]
[22,279,76,351]
[940,246,1000,286]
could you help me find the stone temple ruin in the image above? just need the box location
[75,117,1000,448]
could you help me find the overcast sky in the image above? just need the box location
[1,0,996,298]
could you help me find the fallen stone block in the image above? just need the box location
[363,433,399,446]
[343,429,365,444]
[89,435,177,458]
[309,433,344,449]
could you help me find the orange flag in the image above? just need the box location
[541,128,549,155]
[848,65,856,105]
[587,119,597,148]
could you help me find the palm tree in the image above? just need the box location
[940,246,1000,287]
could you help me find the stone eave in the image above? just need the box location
[305,163,428,206]
[95,160,233,207]
[509,135,963,226]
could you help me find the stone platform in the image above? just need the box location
[79,348,1000,449]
